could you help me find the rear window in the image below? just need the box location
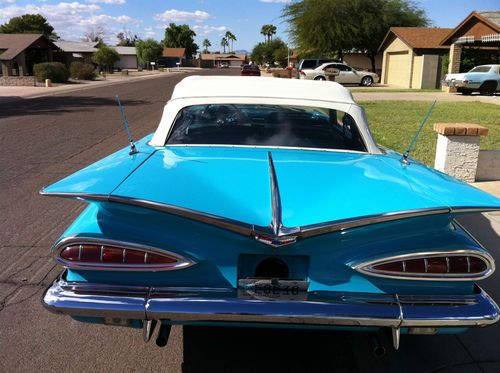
[243,65,259,70]
[300,60,317,69]
[166,104,366,152]
[469,66,491,73]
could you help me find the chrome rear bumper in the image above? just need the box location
[43,279,500,329]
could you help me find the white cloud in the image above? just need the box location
[0,0,16,4]
[0,2,139,42]
[192,24,227,35]
[87,0,126,4]
[153,9,210,23]
[259,0,291,3]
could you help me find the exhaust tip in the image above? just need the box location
[156,324,172,347]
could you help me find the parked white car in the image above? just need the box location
[443,64,500,95]
[299,62,379,86]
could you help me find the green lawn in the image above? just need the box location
[360,101,500,165]
[350,88,442,93]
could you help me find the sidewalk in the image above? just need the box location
[0,68,201,103]
[473,181,500,198]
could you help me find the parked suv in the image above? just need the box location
[297,58,336,70]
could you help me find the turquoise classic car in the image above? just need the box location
[41,76,500,351]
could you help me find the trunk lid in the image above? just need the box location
[109,146,500,228]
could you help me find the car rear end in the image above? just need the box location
[43,193,499,349]
[41,142,500,350]
[241,65,261,76]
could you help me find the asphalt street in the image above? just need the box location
[1,69,500,373]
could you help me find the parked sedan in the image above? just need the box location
[42,76,500,351]
[241,64,261,76]
[443,64,500,95]
[300,62,378,86]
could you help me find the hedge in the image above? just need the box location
[70,62,96,80]
[33,62,69,83]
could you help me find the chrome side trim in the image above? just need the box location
[42,279,500,328]
[352,250,495,281]
[53,236,196,271]
[40,190,458,240]
[296,207,451,238]
[451,206,500,214]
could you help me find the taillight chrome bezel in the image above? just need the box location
[353,250,495,281]
[53,236,196,271]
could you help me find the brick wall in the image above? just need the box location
[0,76,36,86]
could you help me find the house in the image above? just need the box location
[159,48,186,68]
[198,53,247,68]
[440,11,500,91]
[113,46,138,69]
[379,27,452,88]
[54,41,98,66]
[0,34,59,76]
[379,10,500,89]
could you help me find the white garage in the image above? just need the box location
[114,47,138,70]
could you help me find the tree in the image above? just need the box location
[163,23,198,58]
[283,0,428,72]
[267,25,277,42]
[83,26,105,45]
[260,24,277,43]
[136,38,163,69]
[221,37,228,53]
[260,25,268,42]
[202,39,211,53]
[92,45,120,73]
[251,38,288,67]
[225,31,237,52]
[117,30,138,47]
[0,14,57,40]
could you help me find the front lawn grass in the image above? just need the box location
[350,88,442,93]
[360,101,500,165]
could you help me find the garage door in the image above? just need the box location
[386,52,410,87]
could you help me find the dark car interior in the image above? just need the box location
[166,104,367,152]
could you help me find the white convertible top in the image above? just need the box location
[170,75,356,105]
[150,75,381,153]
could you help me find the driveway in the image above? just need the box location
[1,70,500,372]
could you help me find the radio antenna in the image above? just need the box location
[116,95,138,155]
[401,100,436,165]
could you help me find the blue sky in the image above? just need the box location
[0,0,498,51]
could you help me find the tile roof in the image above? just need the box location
[440,11,500,45]
[478,11,500,28]
[162,48,185,58]
[384,27,454,50]
[0,34,49,60]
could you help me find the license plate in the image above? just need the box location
[238,278,309,301]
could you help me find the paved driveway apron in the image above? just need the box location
[1,71,500,372]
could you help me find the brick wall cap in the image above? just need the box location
[433,123,489,136]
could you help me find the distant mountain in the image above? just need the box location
[233,49,249,55]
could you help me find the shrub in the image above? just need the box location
[33,62,69,83]
[92,45,120,73]
[70,62,96,80]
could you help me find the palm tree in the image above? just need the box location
[268,25,277,42]
[225,31,236,52]
[260,25,270,42]
[221,37,228,53]
[202,38,211,53]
